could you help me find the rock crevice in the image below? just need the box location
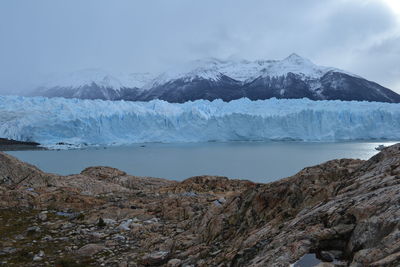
[1,144,400,266]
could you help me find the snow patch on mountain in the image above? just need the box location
[39,69,155,91]
[37,54,356,92]
[1,96,399,147]
[118,72,156,89]
[146,64,224,88]
[260,53,335,79]
[145,53,356,87]
[40,69,123,90]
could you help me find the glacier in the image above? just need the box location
[0,95,399,148]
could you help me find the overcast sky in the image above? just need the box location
[0,0,399,93]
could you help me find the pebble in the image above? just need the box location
[26,226,41,234]
[38,211,48,221]
[113,234,126,241]
[33,250,45,261]
[104,218,117,225]
[118,219,133,231]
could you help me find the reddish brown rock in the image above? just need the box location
[1,144,400,266]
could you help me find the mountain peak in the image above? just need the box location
[283,53,312,64]
[286,53,302,59]
[40,68,123,90]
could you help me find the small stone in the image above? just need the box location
[61,223,74,230]
[38,212,47,221]
[90,232,104,239]
[26,226,41,235]
[105,240,118,247]
[141,251,170,266]
[118,219,133,231]
[167,258,182,267]
[76,243,105,257]
[218,197,226,203]
[33,256,42,261]
[213,200,222,206]
[113,234,126,241]
[144,218,159,224]
[42,235,53,241]
[318,251,334,262]
[0,247,17,256]
[14,234,25,240]
[33,250,44,261]
[103,218,117,225]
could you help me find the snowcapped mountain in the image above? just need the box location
[41,68,124,89]
[31,54,400,103]
[32,68,154,101]
[147,54,338,85]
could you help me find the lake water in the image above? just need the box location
[6,141,398,183]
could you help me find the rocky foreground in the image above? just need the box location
[0,145,400,266]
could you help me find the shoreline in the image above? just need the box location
[1,138,398,152]
[0,138,45,151]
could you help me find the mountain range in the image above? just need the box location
[31,54,400,103]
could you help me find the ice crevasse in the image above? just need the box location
[0,95,399,147]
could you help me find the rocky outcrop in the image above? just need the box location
[0,144,400,266]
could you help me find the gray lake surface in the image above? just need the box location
[6,141,398,183]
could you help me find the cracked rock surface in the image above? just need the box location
[0,144,400,266]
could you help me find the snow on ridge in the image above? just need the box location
[38,54,359,91]
[41,68,124,90]
[145,65,223,88]
[118,72,156,89]
[144,58,233,88]
[148,53,356,84]
[0,95,399,147]
[40,68,154,90]
[262,54,334,79]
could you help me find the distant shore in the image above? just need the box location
[0,138,44,151]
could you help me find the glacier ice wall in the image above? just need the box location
[0,96,399,147]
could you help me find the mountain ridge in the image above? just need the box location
[30,54,400,103]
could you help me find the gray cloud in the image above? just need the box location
[0,0,399,93]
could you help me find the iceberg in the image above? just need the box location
[0,95,399,148]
